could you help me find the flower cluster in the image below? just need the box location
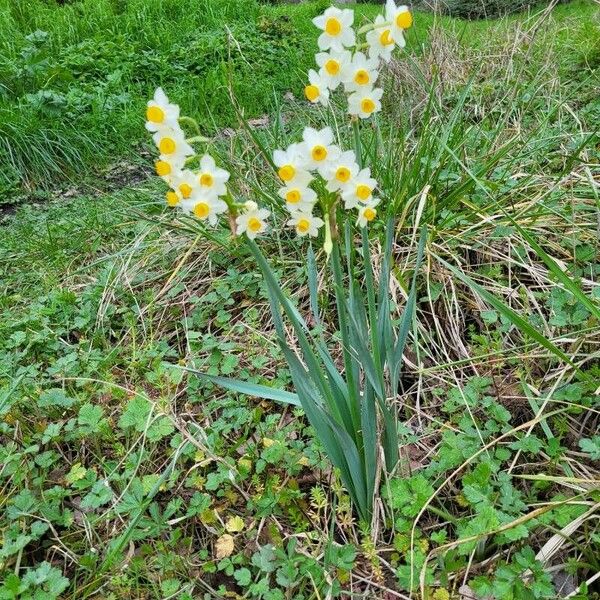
[145,2,410,241]
[146,88,233,226]
[305,1,412,119]
[274,126,379,237]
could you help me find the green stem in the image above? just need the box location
[331,238,362,436]
[186,135,211,144]
[357,20,392,35]
[178,115,202,136]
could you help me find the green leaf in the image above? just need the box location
[78,403,104,431]
[185,369,300,407]
[38,388,75,408]
[579,436,600,460]
[435,254,580,372]
[510,223,600,320]
[80,480,113,510]
[234,567,252,587]
[147,415,174,442]
[118,396,152,431]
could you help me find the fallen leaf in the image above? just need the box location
[215,533,235,559]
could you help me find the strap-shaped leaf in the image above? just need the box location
[281,345,369,520]
[377,395,399,471]
[391,226,427,394]
[248,239,336,408]
[360,384,378,507]
[183,369,300,407]
[337,287,385,400]
[435,254,582,372]
[307,244,321,327]
[510,221,600,320]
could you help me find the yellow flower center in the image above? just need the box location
[297,218,311,234]
[166,191,179,207]
[311,145,327,162]
[194,202,210,219]
[325,17,341,36]
[286,189,301,204]
[200,173,214,187]
[364,207,376,221]
[380,29,394,46]
[396,10,413,29]
[354,69,370,85]
[146,105,165,123]
[158,137,176,154]
[278,164,295,182]
[325,59,340,75]
[361,98,376,114]
[305,85,320,102]
[248,217,262,233]
[155,160,171,176]
[179,183,193,198]
[356,184,372,201]
[335,167,351,183]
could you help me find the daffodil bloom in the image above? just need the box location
[287,212,325,238]
[348,87,383,119]
[171,169,200,201]
[236,206,270,239]
[152,126,194,162]
[386,0,413,45]
[145,87,180,133]
[197,154,230,198]
[278,184,318,213]
[324,150,360,192]
[305,69,330,106]
[366,15,398,61]
[300,126,341,174]
[273,144,310,186]
[154,156,180,182]
[313,6,356,52]
[181,195,228,226]
[342,167,378,209]
[316,50,352,90]
[165,189,182,207]
[356,198,380,227]
[341,52,379,93]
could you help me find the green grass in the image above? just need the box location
[1,1,600,599]
[0,0,597,189]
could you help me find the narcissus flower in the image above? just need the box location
[324,150,360,192]
[348,87,383,119]
[316,50,351,90]
[273,144,310,186]
[182,196,228,226]
[357,198,380,227]
[171,170,199,200]
[313,7,356,52]
[386,0,413,45]
[145,87,180,132]
[152,127,194,162]
[154,157,178,181]
[304,69,330,106]
[366,15,398,61]
[341,52,379,93]
[300,126,341,173]
[278,184,317,213]
[342,168,378,208]
[287,213,325,238]
[236,206,270,239]
[197,154,230,198]
[165,189,181,207]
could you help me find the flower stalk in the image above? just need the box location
[141,1,420,527]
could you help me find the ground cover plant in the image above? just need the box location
[0,0,599,599]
